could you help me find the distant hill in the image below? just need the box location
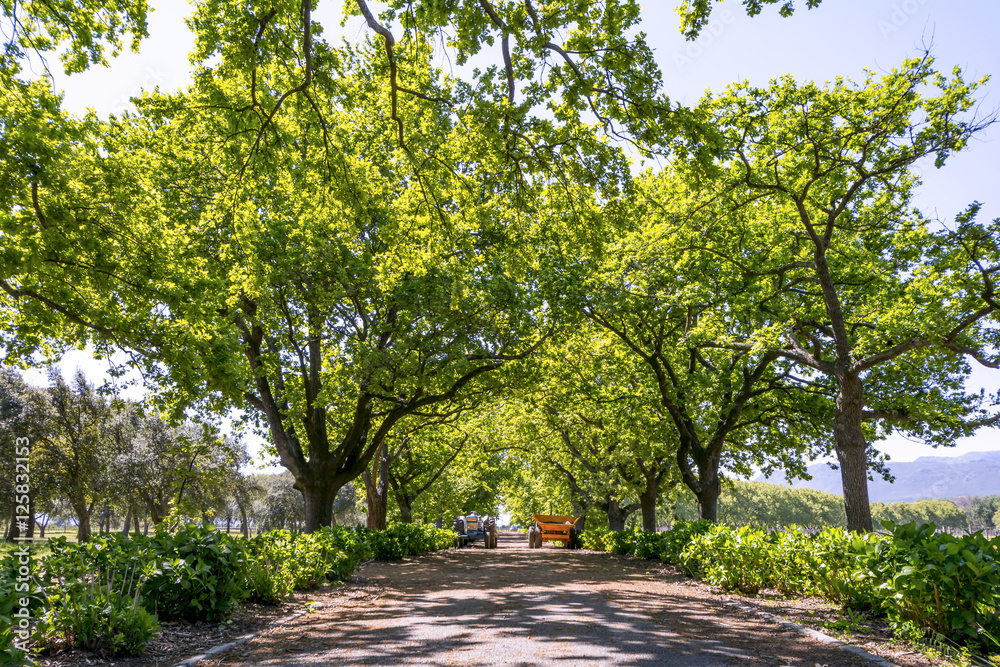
[756,451,1000,503]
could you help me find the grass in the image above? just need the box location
[1,525,83,559]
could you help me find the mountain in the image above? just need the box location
[756,451,1000,503]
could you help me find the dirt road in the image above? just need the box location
[216,532,891,666]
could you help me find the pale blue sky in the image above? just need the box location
[30,0,1000,467]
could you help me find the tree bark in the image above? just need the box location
[835,374,874,532]
[72,496,93,542]
[25,495,35,538]
[606,499,629,531]
[395,492,414,523]
[693,456,721,523]
[122,508,133,536]
[4,507,18,542]
[362,440,390,530]
[639,481,659,532]
[240,505,249,538]
[571,499,588,533]
[301,476,337,532]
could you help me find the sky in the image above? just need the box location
[24,0,1000,468]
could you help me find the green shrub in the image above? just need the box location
[680,524,774,594]
[140,524,249,622]
[766,526,864,599]
[853,521,1000,653]
[608,529,639,556]
[35,559,159,658]
[244,533,296,605]
[368,523,453,561]
[0,576,34,666]
[581,526,614,552]
[658,520,712,565]
[44,524,249,623]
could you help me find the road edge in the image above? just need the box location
[723,601,899,667]
[170,603,320,667]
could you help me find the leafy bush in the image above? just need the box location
[244,533,296,605]
[853,521,1000,653]
[680,524,774,594]
[581,526,614,552]
[36,570,159,658]
[367,523,453,561]
[141,523,249,621]
[0,576,33,666]
[43,524,248,623]
[586,520,997,657]
[657,520,712,565]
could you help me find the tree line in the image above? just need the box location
[0,1,997,534]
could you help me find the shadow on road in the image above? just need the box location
[222,532,870,666]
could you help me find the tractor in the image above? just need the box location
[452,511,498,548]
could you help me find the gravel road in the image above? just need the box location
[216,532,886,666]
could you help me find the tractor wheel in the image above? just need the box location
[492,532,498,549]
[527,526,535,548]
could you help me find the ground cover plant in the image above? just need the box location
[0,522,454,664]
[585,520,1000,659]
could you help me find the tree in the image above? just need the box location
[548,173,832,522]
[675,0,825,39]
[4,0,701,532]
[116,410,244,526]
[28,369,125,541]
[0,367,37,540]
[871,499,968,531]
[966,495,1000,530]
[249,472,305,533]
[387,428,469,525]
[690,55,998,531]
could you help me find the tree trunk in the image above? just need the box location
[835,374,874,532]
[300,477,337,533]
[694,459,721,523]
[396,492,414,524]
[362,441,390,531]
[639,479,659,532]
[72,496,93,542]
[606,499,628,531]
[4,507,18,542]
[571,499,588,533]
[25,495,36,538]
[122,508,133,536]
[240,506,249,538]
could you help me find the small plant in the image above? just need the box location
[141,523,249,622]
[244,533,296,605]
[823,608,872,635]
[36,561,159,658]
[0,576,34,666]
[680,524,773,594]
